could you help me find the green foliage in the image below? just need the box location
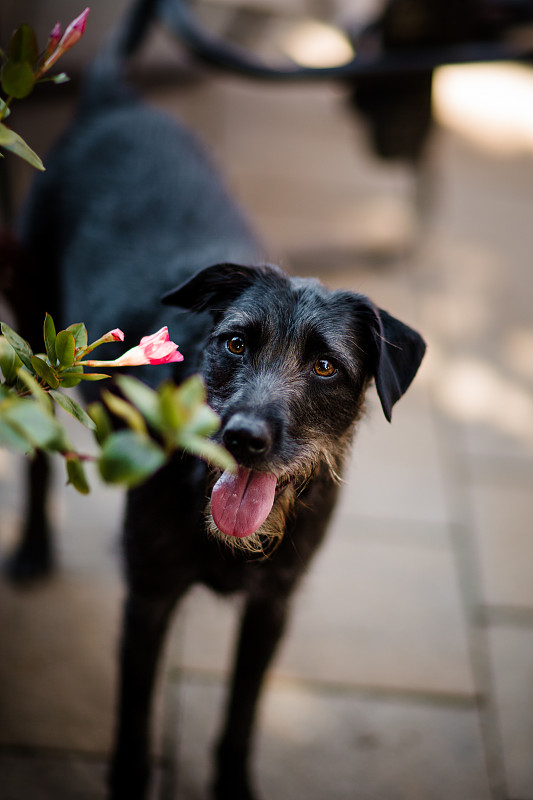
[66,322,88,349]
[55,329,76,367]
[0,314,235,494]
[44,313,57,364]
[66,454,90,494]
[0,335,22,383]
[116,374,236,473]
[0,122,44,169]
[0,12,89,168]
[87,402,112,446]
[49,389,96,430]
[1,24,39,99]
[31,355,60,388]
[1,322,34,370]
[98,431,166,487]
[0,396,68,452]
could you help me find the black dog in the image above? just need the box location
[13,1,426,798]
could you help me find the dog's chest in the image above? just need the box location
[199,542,268,595]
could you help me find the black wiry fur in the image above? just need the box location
[12,2,425,798]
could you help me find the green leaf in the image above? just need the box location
[0,415,34,454]
[115,375,162,429]
[179,433,236,473]
[1,321,34,370]
[31,355,59,389]
[8,24,38,68]
[98,431,166,487]
[159,382,186,429]
[55,330,76,368]
[66,322,88,350]
[0,122,44,170]
[2,398,67,451]
[102,389,147,435]
[16,368,53,411]
[0,334,22,383]
[76,372,110,381]
[1,59,35,99]
[178,374,207,413]
[43,313,57,365]
[87,401,112,446]
[59,365,84,388]
[66,456,90,494]
[185,403,220,438]
[49,389,96,430]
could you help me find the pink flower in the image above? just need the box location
[36,8,90,77]
[134,327,184,365]
[84,327,183,368]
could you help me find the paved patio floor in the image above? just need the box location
[1,11,533,800]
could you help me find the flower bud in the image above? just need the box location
[44,22,62,59]
[36,8,90,77]
[57,8,90,52]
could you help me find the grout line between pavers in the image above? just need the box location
[167,664,482,710]
[0,741,171,768]
[428,393,508,800]
[479,605,533,629]
[404,244,510,799]
[0,743,106,762]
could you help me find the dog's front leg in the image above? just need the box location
[213,593,290,800]
[6,451,53,581]
[109,587,187,800]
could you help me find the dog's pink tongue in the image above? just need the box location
[211,466,277,538]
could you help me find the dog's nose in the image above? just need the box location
[223,414,272,462]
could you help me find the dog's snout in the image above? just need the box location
[223,414,272,462]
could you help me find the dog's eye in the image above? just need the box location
[313,359,337,378]
[227,336,245,355]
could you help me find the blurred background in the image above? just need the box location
[1,1,533,798]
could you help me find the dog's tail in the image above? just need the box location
[79,0,161,110]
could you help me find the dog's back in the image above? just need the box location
[19,0,262,383]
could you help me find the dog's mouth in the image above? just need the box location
[211,466,288,538]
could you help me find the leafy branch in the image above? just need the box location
[0,315,235,493]
[0,8,90,170]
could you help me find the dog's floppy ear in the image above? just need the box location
[367,306,426,422]
[161,263,262,312]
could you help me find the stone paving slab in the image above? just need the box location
[156,79,418,257]
[0,752,108,800]
[487,625,533,800]
[338,392,450,526]
[470,480,533,610]
[0,576,121,753]
[0,752,167,800]
[171,678,491,800]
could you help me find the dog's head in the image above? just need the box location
[163,263,425,550]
